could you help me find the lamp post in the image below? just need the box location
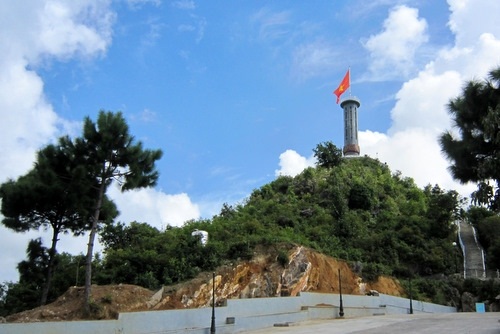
[409,275,413,314]
[338,268,344,317]
[452,242,458,273]
[210,272,216,334]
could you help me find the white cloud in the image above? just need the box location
[176,16,205,44]
[275,149,316,177]
[379,0,499,187]
[0,60,55,178]
[108,186,200,229]
[363,5,428,78]
[0,1,114,65]
[0,0,113,283]
[0,1,114,183]
[35,1,114,61]
[359,1,500,200]
[139,17,165,49]
[195,16,206,44]
[178,24,196,32]
[127,0,161,10]
[389,70,462,135]
[291,40,339,81]
[359,129,475,197]
[277,0,499,204]
[251,8,291,41]
[171,0,196,10]
[434,32,500,81]
[448,0,500,48]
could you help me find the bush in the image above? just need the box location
[362,263,390,282]
[135,271,160,290]
[277,250,289,267]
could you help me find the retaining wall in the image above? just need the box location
[0,292,456,334]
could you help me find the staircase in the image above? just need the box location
[457,221,486,279]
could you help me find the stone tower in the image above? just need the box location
[340,97,361,156]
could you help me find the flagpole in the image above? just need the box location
[348,66,351,97]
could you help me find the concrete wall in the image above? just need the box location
[0,292,456,334]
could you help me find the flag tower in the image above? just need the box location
[333,69,361,157]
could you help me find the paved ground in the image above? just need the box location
[244,313,500,334]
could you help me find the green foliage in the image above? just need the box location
[1,281,41,316]
[440,66,500,211]
[68,110,162,309]
[96,221,220,287]
[361,263,391,282]
[400,278,458,306]
[169,156,459,283]
[87,299,104,319]
[470,214,500,270]
[0,283,7,317]
[313,141,343,168]
[475,215,500,250]
[0,140,116,305]
[0,110,162,313]
[277,250,289,267]
[459,278,500,303]
[0,146,467,315]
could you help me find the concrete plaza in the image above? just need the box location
[245,312,500,334]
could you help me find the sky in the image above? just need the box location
[1,0,499,283]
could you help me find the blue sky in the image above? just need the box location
[1,0,500,282]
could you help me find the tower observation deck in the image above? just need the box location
[340,97,361,156]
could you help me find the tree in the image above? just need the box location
[0,142,110,305]
[440,66,500,210]
[313,141,343,168]
[71,110,163,313]
[0,239,49,314]
[423,185,460,239]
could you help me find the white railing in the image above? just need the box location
[456,221,466,278]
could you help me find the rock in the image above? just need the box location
[461,292,477,312]
[5,246,405,322]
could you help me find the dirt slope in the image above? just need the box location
[6,246,404,323]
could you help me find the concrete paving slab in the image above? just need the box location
[244,313,500,334]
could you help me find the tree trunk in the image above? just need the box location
[83,182,106,314]
[40,227,60,305]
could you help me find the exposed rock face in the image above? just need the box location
[153,246,404,310]
[5,246,406,322]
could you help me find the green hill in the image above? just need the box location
[194,155,460,280]
[4,151,495,315]
[96,157,459,286]
[95,154,461,291]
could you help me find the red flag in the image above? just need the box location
[333,69,350,103]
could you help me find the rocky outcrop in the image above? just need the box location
[152,246,404,310]
[5,246,406,322]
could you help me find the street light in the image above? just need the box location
[210,272,216,334]
[338,268,344,317]
[452,242,458,274]
[409,275,413,314]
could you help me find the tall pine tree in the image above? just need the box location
[440,66,500,210]
[71,111,163,313]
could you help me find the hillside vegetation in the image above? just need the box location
[95,156,462,299]
[0,153,491,316]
